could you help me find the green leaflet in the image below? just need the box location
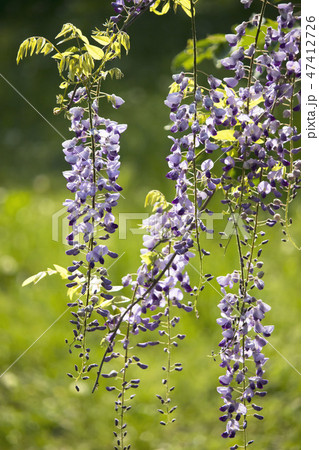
[150,0,193,17]
[98,295,130,310]
[101,67,124,80]
[91,35,111,46]
[140,251,157,267]
[118,31,130,55]
[172,34,227,71]
[16,19,132,89]
[214,129,236,142]
[237,19,279,51]
[22,264,68,287]
[16,37,54,64]
[144,190,170,212]
[84,43,104,60]
[55,23,89,45]
[22,271,48,287]
[53,264,69,279]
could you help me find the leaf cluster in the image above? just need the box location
[17,22,130,114]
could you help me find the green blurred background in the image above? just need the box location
[0,0,300,449]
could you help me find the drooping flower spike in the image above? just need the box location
[18,0,300,448]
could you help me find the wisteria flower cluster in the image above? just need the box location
[18,0,300,449]
[62,90,128,365]
[210,0,300,444]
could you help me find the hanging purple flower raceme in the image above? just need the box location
[63,87,127,387]
[216,278,274,441]
[93,77,199,426]
[92,58,237,426]
[17,0,301,447]
[211,0,300,444]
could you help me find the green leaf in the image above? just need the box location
[103,67,124,80]
[110,286,123,293]
[99,295,131,311]
[173,0,192,17]
[215,129,236,142]
[237,19,278,51]
[67,284,81,300]
[172,34,227,71]
[17,36,55,64]
[55,23,73,39]
[76,30,89,45]
[84,43,104,60]
[55,23,89,46]
[119,31,130,55]
[141,251,157,267]
[29,37,37,56]
[91,35,111,46]
[41,42,53,56]
[22,271,47,287]
[35,37,45,54]
[150,0,170,15]
[98,299,113,309]
[144,190,169,212]
[53,264,69,279]
[113,296,131,304]
[16,40,27,64]
[80,53,94,77]
[59,81,69,89]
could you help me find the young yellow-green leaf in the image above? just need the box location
[68,58,76,80]
[59,81,69,89]
[47,267,58,276]
[53,264,69,279]
[55,23,72,39]
[100,336,108,347]
[36,37,45,54]
[145,190,161,207]
[29,37,37,56]
[55,23,89,46]
[250,95,264,109]
[150,0,170,15]
[22,271,47,287]
[53,107,63,115]
[168,81,181,94]
[41,42,54,56]
[110,286,123,293]
[59,56,66,74]
[84,43,104,60]
[17,36,56,64]
[215,129,236,142]
[103,67,124,80]
[16,39,28,63]
[81,53,94,77]
[173,34,226,71]
[119,31,130,55]
[91,35,111,46]
[78,54,87,76]
[113,296,131,304]
[67,284,81,300]
[99,299,113,309]
[141,251,157,267]
[110,41,121,58]
[76,30,89,45]
[174,0,192,17]
[102,295,131,312]
[52,53,62,60]
[145,190,169,212]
